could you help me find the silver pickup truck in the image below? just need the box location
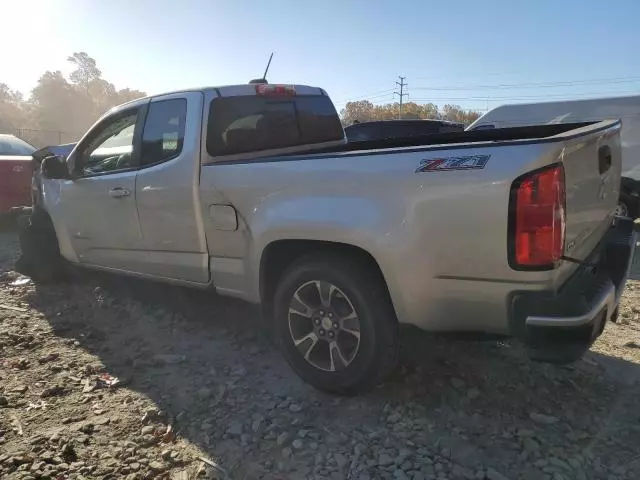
[20,82,636,395]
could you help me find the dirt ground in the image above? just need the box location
[2,230,640,480]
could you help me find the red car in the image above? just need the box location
[0,134,36,216]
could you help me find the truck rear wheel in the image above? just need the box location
[273,253,399,395]
[617,192,638,219]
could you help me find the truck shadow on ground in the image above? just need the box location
[19,268,640,478]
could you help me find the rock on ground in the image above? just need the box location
[1,229,640,479]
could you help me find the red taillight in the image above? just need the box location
[510,164,566,269]
[255,84,296,96]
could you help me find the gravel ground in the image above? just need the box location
[2,230,640,480]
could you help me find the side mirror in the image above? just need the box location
[41,155,69,180]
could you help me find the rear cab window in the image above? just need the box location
[206,91,344,158]
[141,99,187,166]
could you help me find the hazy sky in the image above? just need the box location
[4,0,640,111]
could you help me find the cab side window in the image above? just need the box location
[140,99,187,167]
[77,111,138,177]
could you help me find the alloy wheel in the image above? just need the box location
[287,280,361,372]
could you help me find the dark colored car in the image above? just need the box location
[344,119,464,142]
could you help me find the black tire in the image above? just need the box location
[273,252,399,395]
[619,193,638,219]
[0,213,16,231]
[15,208,68,283]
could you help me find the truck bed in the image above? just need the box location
[276,122,598,159]
[203,119,621,329]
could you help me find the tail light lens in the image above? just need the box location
[509,164,566,269]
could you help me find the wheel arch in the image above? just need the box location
[259,239,394,319]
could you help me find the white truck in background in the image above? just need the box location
[467,95,640,218]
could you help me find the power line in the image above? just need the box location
[336,87,640,110]
[412,71,522,81]
[333,92,395,108]
[334,75,640,107]
[411,76,640,91]
[334,80,410,109]
[332,88,395,105]
[394,76,408,119]
[409,89,640,102]
[334,76,640,115]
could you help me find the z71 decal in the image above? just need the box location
[416,154,490,173]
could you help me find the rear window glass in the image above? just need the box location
[206,95,344,157]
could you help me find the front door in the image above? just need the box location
[55,106,147,271]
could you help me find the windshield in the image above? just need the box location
[0,135,36,156]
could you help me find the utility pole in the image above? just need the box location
[394,76,408,119]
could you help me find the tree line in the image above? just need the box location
[340,100,481,126]
[1,53,482,148]
[0,53,146,147]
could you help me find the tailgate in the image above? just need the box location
[561,121,622,263]
[0,156,33,211]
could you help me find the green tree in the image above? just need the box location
[67,52,102,86]
[340,99,480,126]
[67,53,146,121]
[340,100,376,124]
[27,71,93,145]
[116,87,148,104]
[439,104,481,124]
[0,53,148,146]
[0,83,28,133]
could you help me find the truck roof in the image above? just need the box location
[110,84,329,113]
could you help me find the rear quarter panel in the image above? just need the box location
[200,140,570,332]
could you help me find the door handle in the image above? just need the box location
[109,187,131,198]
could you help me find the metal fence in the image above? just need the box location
[12,128,83,148]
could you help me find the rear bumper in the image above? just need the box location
[511,216,636,363]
